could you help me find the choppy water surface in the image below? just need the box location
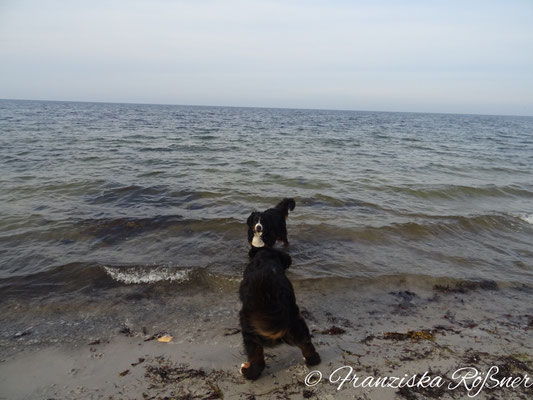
[1,99,532,294]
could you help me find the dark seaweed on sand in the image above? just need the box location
[145,364,206,383]
[320,326,346,335]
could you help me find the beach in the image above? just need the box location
[1,275,532,399]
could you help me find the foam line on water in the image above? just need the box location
[102,265,191,284]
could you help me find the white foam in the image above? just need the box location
[516,213,533,224]
[103,265,191,284]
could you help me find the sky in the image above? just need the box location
[0,0,532,115]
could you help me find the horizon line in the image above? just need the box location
[1,97,532,119]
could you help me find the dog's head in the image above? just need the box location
[247,211,264,234]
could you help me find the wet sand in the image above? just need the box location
[1,279,532,399]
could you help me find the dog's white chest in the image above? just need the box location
[252,233,265,247]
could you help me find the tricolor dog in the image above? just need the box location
[238,247,320,380]
[247,198,295,257]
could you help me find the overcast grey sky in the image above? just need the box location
[1,0,532,115]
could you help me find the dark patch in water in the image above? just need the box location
[82,215,183,243]
[0,263,119,300]
[394,184,533,200]
[434,280,498,294]
[86,185,185,208]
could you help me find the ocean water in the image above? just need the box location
[1,99,532,296]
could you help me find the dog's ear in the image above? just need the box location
[278,251,292,269]
[246,212,257,228]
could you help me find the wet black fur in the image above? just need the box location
[247,198,295,257]
[238,247,320,380]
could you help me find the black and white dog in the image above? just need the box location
[247,198,295,257]
[239,247,320,380]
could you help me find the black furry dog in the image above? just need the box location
[238,247,320,380]
[247,198,295,257]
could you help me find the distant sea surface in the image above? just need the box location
[1,99,532,296]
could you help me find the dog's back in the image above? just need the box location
[239,248,294,342]
[261,197,295,222]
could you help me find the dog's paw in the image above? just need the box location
[304,352,321,367]
[240,362,250,374]
[240,361,264,380]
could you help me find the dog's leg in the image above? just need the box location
[290,315,321,366]
[298,339,321,366]
[240,334,266,380]
[280,223,289,246]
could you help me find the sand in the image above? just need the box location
[1,278,532,399]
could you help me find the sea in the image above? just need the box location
[1,99,532,300]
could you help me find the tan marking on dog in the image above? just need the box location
[250,314,287,340]
[258,329,287,340]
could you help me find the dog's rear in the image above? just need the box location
[240,273,292,342]
[240,249,293,341]
[274,198,296,218]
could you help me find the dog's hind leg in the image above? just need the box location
[298,339,321,366]
[290,315,321,366]
[240,334,266,380]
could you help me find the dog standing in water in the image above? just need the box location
[238,247,320,380]
[246,198,295,257]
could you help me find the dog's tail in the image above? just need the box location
[250,313,288,340]
[275,198,295,217]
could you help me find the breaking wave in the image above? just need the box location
[516,213,533,225]
[102,265,192,284]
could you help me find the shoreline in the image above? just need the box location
[1,280,532,399]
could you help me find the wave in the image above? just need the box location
[293,212,532,243]
[3,208,529,249]
[85,184,228,209]
[0,262,241,299]
[80,214,244,242]
[262,175,334,189]
[515,213,533,225]
[381,184,533,200]
[102,265,191,284]
[81,214,185,241]
[2,261,528,300]
[0,213,246,246]
[298,194,386,211]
